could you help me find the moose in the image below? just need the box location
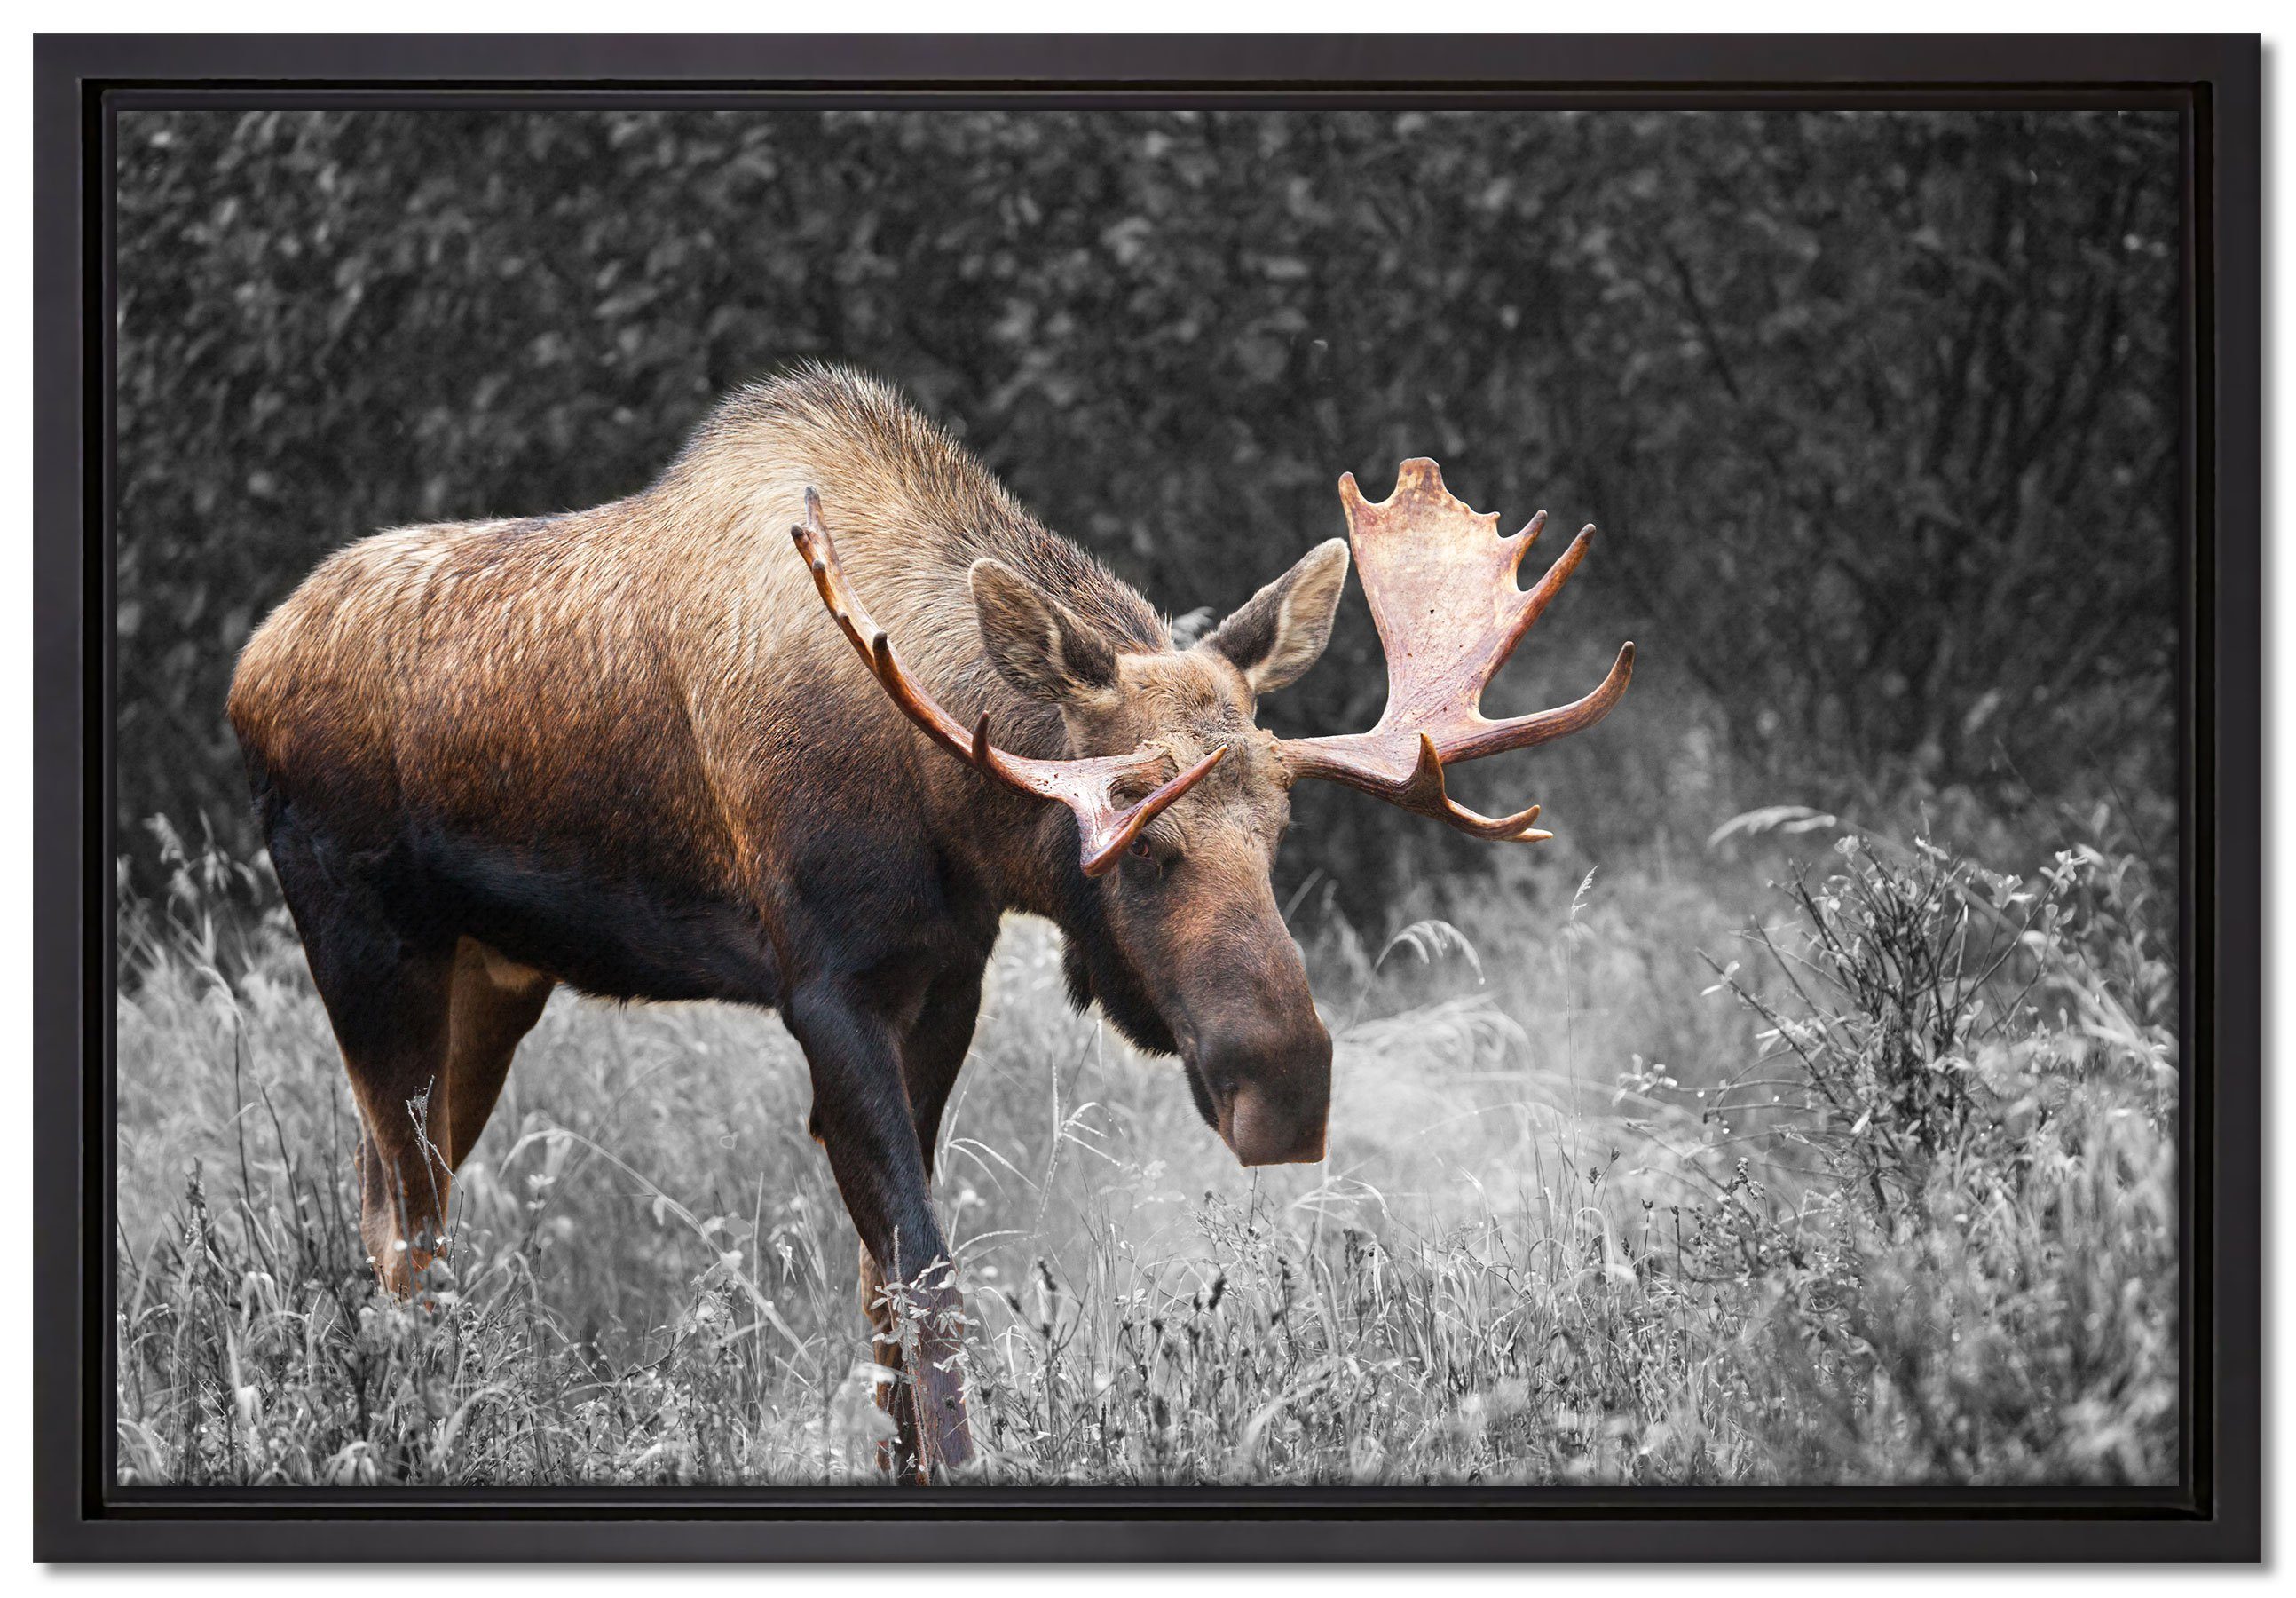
[226,365,1632,1480]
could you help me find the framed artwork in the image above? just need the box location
[32,32,2260,1562]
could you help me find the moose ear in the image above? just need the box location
[1202,538,1351,695]
[969,558,1120,703]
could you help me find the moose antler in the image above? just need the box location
[1276,460,1634,842]
[793,489,1225,876]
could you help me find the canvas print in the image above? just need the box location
[114,106,2182,1488]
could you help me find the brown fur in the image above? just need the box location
[227,363,1345,1480]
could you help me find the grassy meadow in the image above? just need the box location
[113,805,2180,1489]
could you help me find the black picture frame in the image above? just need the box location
[33,32,2262,1563]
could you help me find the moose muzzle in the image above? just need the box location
[1201,1024,1333,1167]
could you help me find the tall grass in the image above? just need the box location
[114,812,2176,1486]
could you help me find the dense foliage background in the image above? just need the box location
[116,107,2182,911]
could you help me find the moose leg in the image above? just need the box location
[264,819,457,1295]
[787,975,974,1483]
[859,963,986,1475]
[441,938,556,1171]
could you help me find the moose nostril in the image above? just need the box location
[1222,1083,1329,1167]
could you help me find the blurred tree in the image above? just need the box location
[115,107,2181,916]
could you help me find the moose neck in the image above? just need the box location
[936,664,1099,913]
[679,368,1175,971]
[915,648,1174,1056]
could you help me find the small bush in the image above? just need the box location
[1694,831,2177,1483]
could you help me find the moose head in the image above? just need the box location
[794,460,1634,1167]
